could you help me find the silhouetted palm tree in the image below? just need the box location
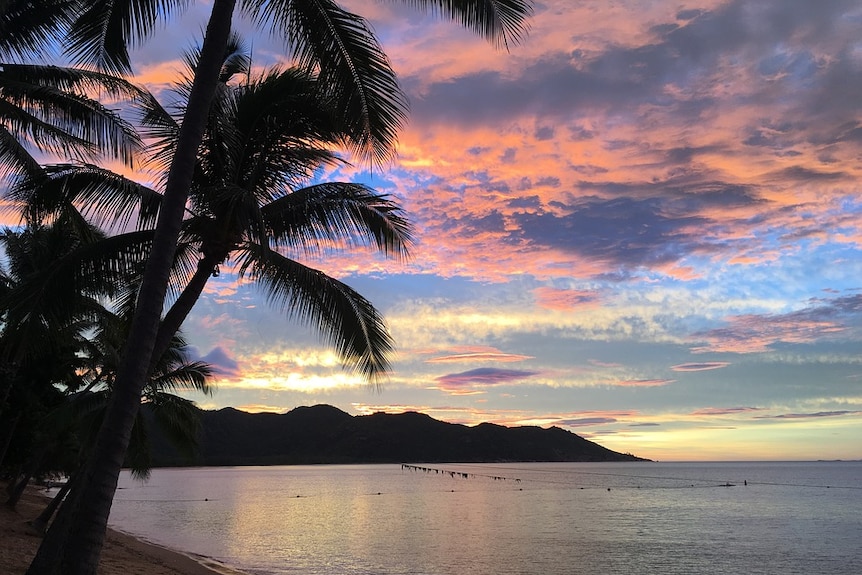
[0,217,210,515]
[24,2,533,573]
[0,0,78,62]
[0,0,145,182]
[15,45,412,377]
[0,63,143,182]
[0,212,142,419]
[0,215,137,505]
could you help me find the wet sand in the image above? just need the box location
[0,486,246,575]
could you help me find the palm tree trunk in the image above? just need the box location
[0,413,19,470]
[151,251,223,364]
[26,2,238,574]
[6,467,34,509]
[7,443,44,509]
[29,473,75,535]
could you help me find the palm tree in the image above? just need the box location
[0,63,144,183]
[25,2,533,573]
[0,214,143,508]
[0,211,141,420]
[0,213,150,467]
[14,45,412,375]
[0,217,210,520]
[80,304,214,481]
[21,49,413,573]
[0,0,79,62]
[15,314,212,529]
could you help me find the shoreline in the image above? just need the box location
[0,486,248,575]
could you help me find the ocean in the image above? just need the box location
[109,462,862,575]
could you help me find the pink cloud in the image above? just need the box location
[533,287,601,310]
[199,346,241,378]
[693,296,860,353]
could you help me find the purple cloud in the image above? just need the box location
[200,346,240,378]
[435,368,539,391]
[756,411,860,420]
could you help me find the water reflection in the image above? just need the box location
[111,462,862,575]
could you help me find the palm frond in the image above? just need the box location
[395,0,533,49]
[10,162,162,229]
[227,67,347,197]
[242,0,408,164]
[0,94,95,161]
[136,90,180,175]
[0,0,78,60]
[66,0,190,75]
[237,245,393,382]
[146,393,202,460]
[181,32,251,85]
[0,226,153,333]
[127,411,152,480]
[261,182,412,259]
[164,237,205,303]
[149,361,214,395]
[0,126,42,182]
[0,64,145,165]
[0,64,151,102]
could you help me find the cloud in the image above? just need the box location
[694,293,862,353]
[671,362,730,372]
[554,417,617,427]
[690,407,763,416]
[235,404,286,414]
[755,410,861,419]
[512,196,709,270]
[426,350,534,363]
[435,367,540,393]
[199,346,241,378]
[534,287,601,310]
[614,379,675,387]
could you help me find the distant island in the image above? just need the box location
[148,404,649,466]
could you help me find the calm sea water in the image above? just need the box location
[109,462,862,575]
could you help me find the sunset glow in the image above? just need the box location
[117,1,862,460]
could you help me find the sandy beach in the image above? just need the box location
[0,486,246,575]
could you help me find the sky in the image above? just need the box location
[14,0,862,461]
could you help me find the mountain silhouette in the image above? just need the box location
[148,404,648,466]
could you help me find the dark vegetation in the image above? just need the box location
[148,404,648,466]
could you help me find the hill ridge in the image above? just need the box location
[148,404,648,466]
